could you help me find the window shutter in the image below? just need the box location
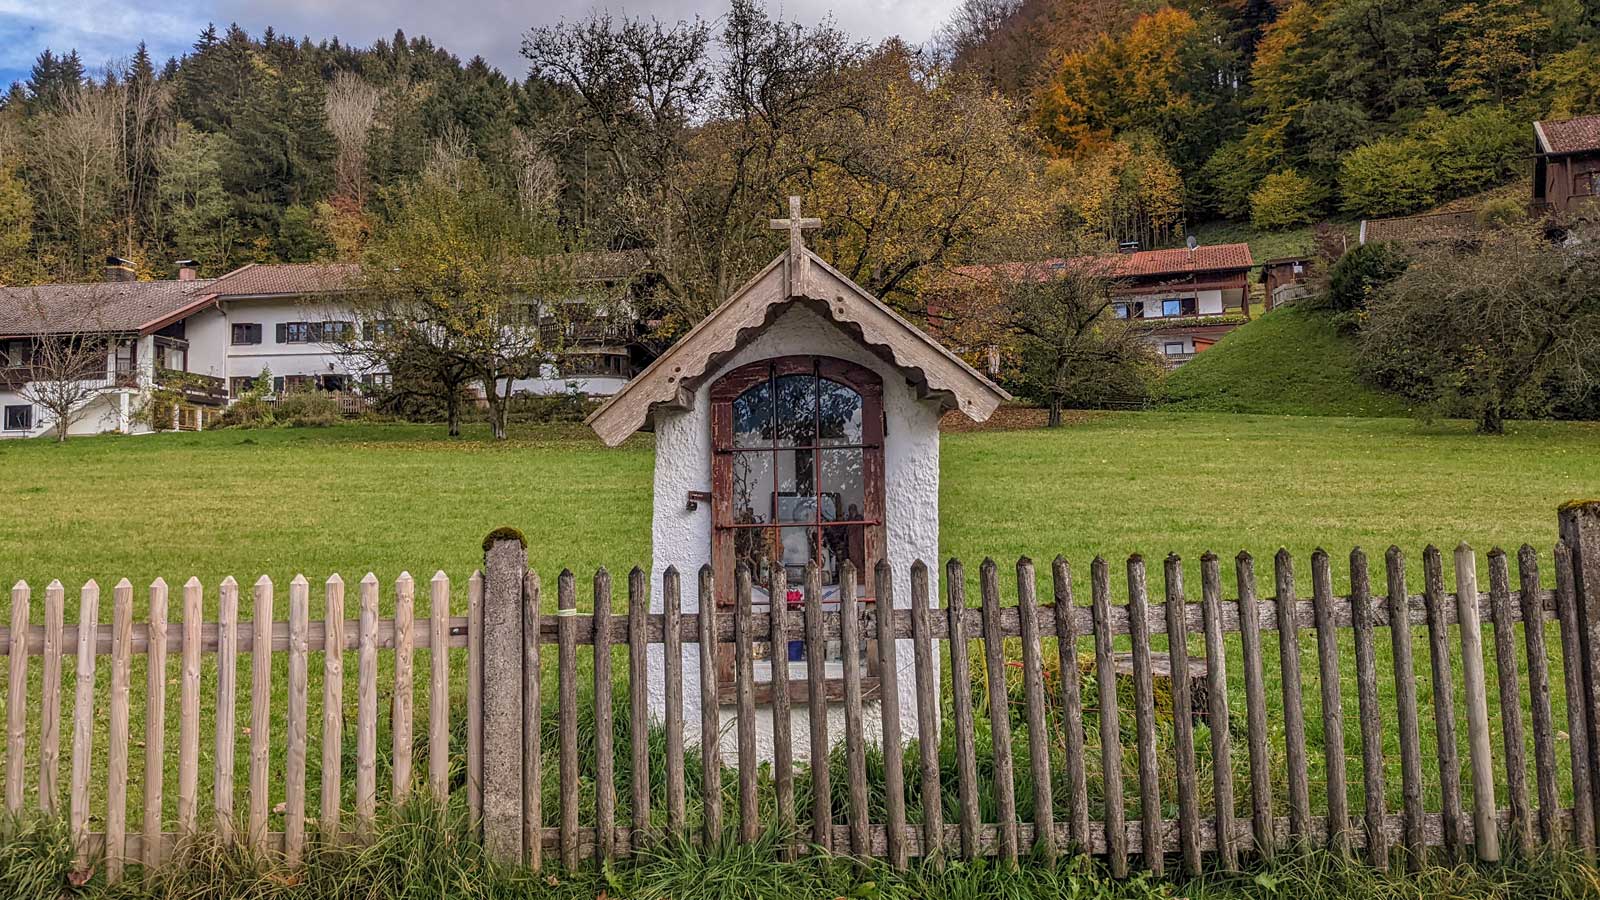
[275,323,287,343]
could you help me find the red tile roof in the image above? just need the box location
[1536,114,1600,155]
[948,242,1254,285]
[208,262,361,297]
[0,278,220,337]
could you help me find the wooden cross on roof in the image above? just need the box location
[769,195,821,297]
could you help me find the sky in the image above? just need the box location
[0,0,964,86]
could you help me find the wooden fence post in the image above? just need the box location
[1558,501,1600,832]
[482,530,528,864]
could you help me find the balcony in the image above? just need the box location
[156,368,229,406]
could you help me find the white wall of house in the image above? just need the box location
[1129,288,1226,317]
[646,303,942,763]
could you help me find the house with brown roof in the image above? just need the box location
[1534,113,1600,216]
[1,252,654,437]
[0,258,229,438]
[939,242,1255,368]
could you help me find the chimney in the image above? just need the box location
[104,256,136,283]
[1118,241,1140,254]
[175,259,200,281]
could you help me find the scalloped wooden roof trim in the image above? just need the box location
[586,249,1009,447]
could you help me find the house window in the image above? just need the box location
[3,404,31,431]
[320,321,354,343]
[229,376,256,397]
[278,322,314,344]
[231,323,262,345]
[711,356,884,686]
[1162,298,1183,317]
[1113,304,1129,319]
[363,321,395,343]
[361,372,393,391]
[1164,342,1186,356]
[1577,171,1599,197]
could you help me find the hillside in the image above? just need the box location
[1160,305,1411,417]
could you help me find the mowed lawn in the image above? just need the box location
[2,411,1596,594]
[1,411,1598,832]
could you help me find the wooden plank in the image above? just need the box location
[769,566,794,858]
[392,573,415,804]
[946,560,980,861]
[558,569,580,870]
[594,569,616,865]
[663,568,686,838]
[1092,558,1128,877]
[1274,550,1311,843]
[429,572,450,803]
[322,575,346,839]
[1385,547,1425,869]
[1310,550,1350,855]
[356,573,379,836]
[1351,549,1389,870]
[522,571,543,871]
[1126,555,1162,875]
[1488,549,1532,856]
[1016,558,1054,865]
[466,571,483,829]
[1236,552,1273,860]
[1161,555,1200,874]
[874,563,907,870]
[628,568,651,853]
[248,576,273,854]
[285,576,309,866]
[1052,557,1090,852]
[1422,545,1464,857]
[1454,544,1501,863]
[841,562,869,855]
[143,579,169,870]
[106,579,132,883]
[802,563,830,851]
[214,577,238,844]
[1200,553,1237,871]
[1518,546,1560,847]
[910,561,942,866]
[69,579,100,866]
[177,578,201,834]
[38,580,63,816]
[6,581,28,816]
[696,566,722,848]
[1555,541,1597,852]
[733,565,757,845]
[980,558,1019,867]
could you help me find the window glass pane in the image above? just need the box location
[732,378,772,448]
[818,449,865,522]
[774,373,817,447]
[818,524,867,600]
[1162,299,1181,317]
[817,379,863,445]
[733,527,777,604]
[730,451,774,525]
[775,448,816,523]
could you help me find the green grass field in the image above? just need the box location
[4,412,1593,592]
[1161,306,1409,418]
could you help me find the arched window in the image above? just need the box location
[711,356,885,690]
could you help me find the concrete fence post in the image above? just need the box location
[1559,500,1600,833]
[481,529,528,864]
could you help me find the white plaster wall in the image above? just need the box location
[215,298,374,385]
[183,307,231,378]
[1131,288,1224,316]
[0,387,138,439]
[646,303,941,763]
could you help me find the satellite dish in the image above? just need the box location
[1186,235,1199,251]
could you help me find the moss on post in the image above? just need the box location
[481,527,527,554]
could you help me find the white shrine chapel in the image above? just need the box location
[587,198,1010,759]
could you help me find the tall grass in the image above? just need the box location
[1,803,1593,900]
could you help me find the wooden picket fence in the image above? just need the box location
[6,513,1600,883]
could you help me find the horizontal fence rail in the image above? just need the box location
[6,515,1600,882]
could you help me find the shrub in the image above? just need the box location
[273,388,342,428]
[1339,137,1438,217]
[1425,106,1526,195]
[1320,241,1408,313]
[1249,168,1325,229]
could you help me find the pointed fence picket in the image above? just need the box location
[4,516,1600,875]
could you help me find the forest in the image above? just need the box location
[2,0,1599,327]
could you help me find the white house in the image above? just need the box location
[0,260,228,439]
[587,198,1009,761]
